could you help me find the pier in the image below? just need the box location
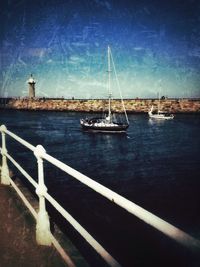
[0,98,200,113]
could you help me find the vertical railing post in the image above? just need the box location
[34,145,51,246]
[0,125,10,185]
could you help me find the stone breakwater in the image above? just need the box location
[0,98,200,113]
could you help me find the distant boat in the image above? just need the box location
[148,93,174,120]
[80,46,129,133]
[148,106,174,120]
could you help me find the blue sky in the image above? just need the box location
[1,0,200,98]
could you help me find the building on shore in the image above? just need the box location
[28,74,36,98]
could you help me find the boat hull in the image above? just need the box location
[149,114,174,120]
[80,119,129,133]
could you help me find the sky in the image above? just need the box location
[0,0,200,99]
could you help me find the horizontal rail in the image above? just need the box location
[3,128,35,152]
[10,178,37,219]
[5,152,38,189]
[50,234,76,267]
[45,191,120,267]
[42,152,200,250]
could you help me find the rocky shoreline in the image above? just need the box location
[0,98,200,113]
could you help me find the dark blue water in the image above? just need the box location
[1,110,200,267]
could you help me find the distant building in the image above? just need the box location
[28,74,36,98]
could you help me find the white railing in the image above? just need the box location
[0,124,200,267]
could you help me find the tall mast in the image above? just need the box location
[158,81,162,112]
[108,46,111,122]
[109,47,129,125]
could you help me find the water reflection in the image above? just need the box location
[148,118,166,125]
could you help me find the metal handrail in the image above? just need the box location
[0,125,121,267]
[1,124,200,267]
[4,127,35,152]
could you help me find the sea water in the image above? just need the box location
[1,110,200,267]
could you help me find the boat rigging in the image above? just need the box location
[80,46,129,133]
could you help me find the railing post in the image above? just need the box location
[34,145,51,246]
[0,125,10,185]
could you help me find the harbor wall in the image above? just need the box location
[0,98,200,113]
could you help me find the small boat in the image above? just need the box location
[80,46,129,133]
[148,105,174,120]
[148,92,174,120]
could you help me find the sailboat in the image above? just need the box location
[80,46,129,133]
[148,93,174,120]
[148,106,174,120]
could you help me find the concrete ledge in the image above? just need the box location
[0,175,89,267]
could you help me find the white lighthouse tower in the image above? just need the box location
[28,74,36,98]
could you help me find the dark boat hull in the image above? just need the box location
[81,123,129,133]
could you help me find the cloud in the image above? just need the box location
[26,48,51,58]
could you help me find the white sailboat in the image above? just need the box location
[80,46,129,133]
[148,93,174,120]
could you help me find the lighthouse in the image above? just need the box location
[28,74,36,98]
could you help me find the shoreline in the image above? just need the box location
[0,97,200,113]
